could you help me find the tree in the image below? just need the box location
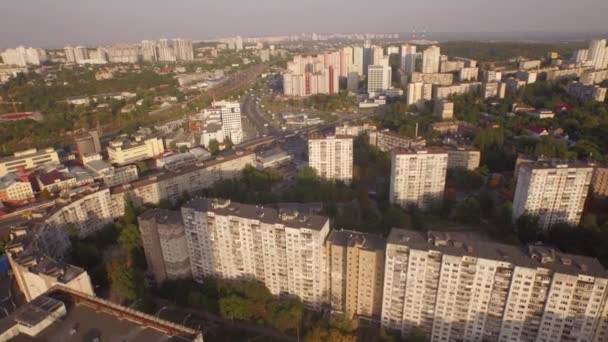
[219,295,253,321]
[107,259,143,301]
[224,137,234,150]
[118,223,142,253]
[296,167,318,183]
[135,160,149,173]
[305,327,356,342]
[454,197,482,225]
[123,195,137,225]
[516,215,542,243]
[208,139,220,155]
[39,189,51,200]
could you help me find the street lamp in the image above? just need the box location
[155,305,170,318]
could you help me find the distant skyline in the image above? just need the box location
[1,0,608,48]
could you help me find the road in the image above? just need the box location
[241,94,279,136]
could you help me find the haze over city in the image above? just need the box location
[1,0,608,47]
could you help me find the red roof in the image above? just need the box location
[526,126,547,135]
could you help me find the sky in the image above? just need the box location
[1,0,608,48]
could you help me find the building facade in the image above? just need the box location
[390,149,448,209]
[308,136,353,184]
[0,148,59,177]
[513,161,593,229]
[181,198,330,309]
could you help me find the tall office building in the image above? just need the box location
[588,39,608,70]
[174,39,194,61]
[367,57,392,97]
[208,100,243,144]
[390,148,448,209]
[181,198,330,309]
[308,136,353,184]
[513,161,593,229]
[138,209,191,284]
[327,230,385,320]
[352,46,364,75]
[422,45,441,74]
[401,44,417,74]
[340,47,353,78]
[382,228,608,342]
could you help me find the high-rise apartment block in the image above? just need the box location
[1,46,47,67]
[567,81,607,102]
[382,228,608,342]
[327,230,385,319]
[401,44,417,74]
[588,39,608,70]
[283,54,339,97]
[138,209,191,284]
[406,82,433,106]
[422,46,440,74]
[308,136,353,183]
[513,161,593,229]
[181,198,330,309]
[173,39,195,61]
[390,149,448,209]
[591,164,608,199]
[446,147,481,171]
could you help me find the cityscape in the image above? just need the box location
[1,1,608,342]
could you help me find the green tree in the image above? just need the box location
[135,160,149,173]
[454,197,482,225]
[118,223,142,253]
[208,139,220,155]
[516,215,542,243]
[224,137,234,150]
[219,295,253,321]
[107,259,143,301]
[39,189,51,200]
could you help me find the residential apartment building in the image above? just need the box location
[434,83,482,99]
[368,130,426,152]
[422,46,440,74]
[45,186,114,238]
[107,135,164,165]
[203,101,244,144]
[283,54,339,97]
[0,148,59,177]
[308,136,353,183]
[513,161,593,229]
[390,148,448,209]
[591,164,608,199]
[446,147,481,171]
[567,81,607,102]
[181,198,330,309]
[0,46,47,67]
[401,44,417,75]
[138,209,191,284]
[406,82,433,106]
[327,230,385,320]
[434,100,454,120]
[381,228,608,342]
[5,227,94,302]
[483,82,507,99]
[0,173,34,202]
[459,67,479,82]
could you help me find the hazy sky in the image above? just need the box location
[1,0,607,48]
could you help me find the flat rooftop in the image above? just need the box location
[388,229,607,278]
[184,198,329,231]
[0,287,201,342]
[329,229,386,251]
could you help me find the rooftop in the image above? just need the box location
[328,229,386,251]
[387,229,607,278]
[393,147,447,155]
[0,286,202,342]
[139,208,182,225]
[183,198,329,231]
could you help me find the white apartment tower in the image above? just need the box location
[308,136,354,184]
[401,44,417,74]
[340,47,353,78]
[352,46,364,75]
[382,228,608,342]
[174,39,194,61]
[210,101,243,144]
[513,161,593,229]
[422,45,441,74]
[181,198,330,309]
[588,39,608,70]
[390,148,448,209]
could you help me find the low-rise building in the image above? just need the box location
[107,135,164,165]
[0,148,60,177]
[369,130,426,152]
[446,147,481,170]
[256,148,292,170]
[567,81,607,102]
[5,227,95,303]
[0,173,34,202]
[36,169,77,193]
